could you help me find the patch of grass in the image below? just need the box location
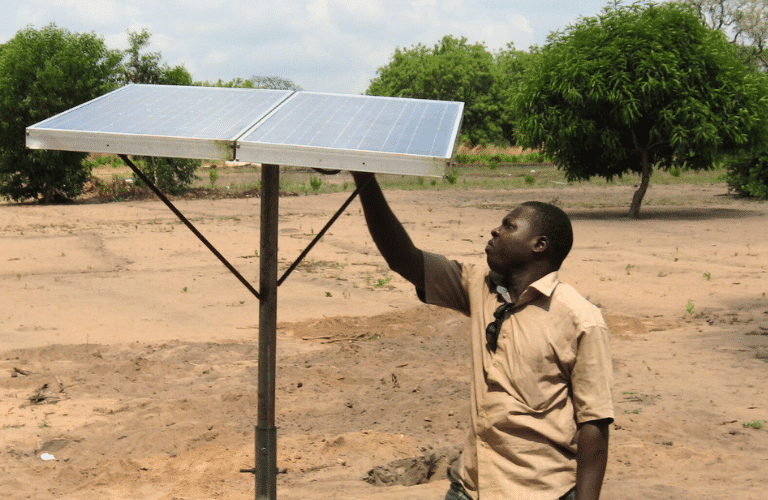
[374,276,392,288]
[524,173,536,185]
[85,154,126,169]
[208,167,219,188]
[686,299,695,316]
[743,420,766,430]
[444,168,459,185]
[453,144,550,166]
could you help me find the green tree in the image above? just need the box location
[0,24,122,202]
[677,0,768,70]
[677,0,768,198]
[514,1,768,217]
[197,75,302,90]
[120,29,199,192]
[367,35,516,146]
[493,43,540,147]
[121,29,192,85]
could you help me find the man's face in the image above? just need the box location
[485,205,542,276]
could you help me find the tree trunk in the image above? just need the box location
[628,150,651,219]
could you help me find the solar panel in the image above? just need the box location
[26,85,464,176]
[26,85,293,160]
[236,92,463,176]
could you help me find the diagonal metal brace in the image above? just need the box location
[277,180,366,287]
[118,154,262,301]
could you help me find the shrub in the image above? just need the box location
[131,156,201,194]
[444,168,459,184]
[524,174,536,185]
[0,25,121,202]
[726,152,768,199]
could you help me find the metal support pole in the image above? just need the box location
[256,164,279,500]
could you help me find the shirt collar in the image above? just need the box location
[490,271,560,305]
[528,271,559,298]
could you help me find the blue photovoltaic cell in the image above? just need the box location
[240,92,461,158]
[32,85,293,140]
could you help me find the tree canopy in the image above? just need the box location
[0,24,122,202]
[366,35,521,146]
[121,29,192,85]
[677,0,768,70]
[514,1,768,217]
[198,75,302,90]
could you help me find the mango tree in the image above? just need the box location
[514,2,768,217]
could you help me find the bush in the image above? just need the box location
[444,168,459,184]
[726,152,768,199]
[0,24,121,202]
[524,173,536,185]
[131,156,201,194]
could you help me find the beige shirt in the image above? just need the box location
[422,252,614,500]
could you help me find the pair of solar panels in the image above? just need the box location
[26,85,464,177]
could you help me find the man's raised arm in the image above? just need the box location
[352,172,424,291]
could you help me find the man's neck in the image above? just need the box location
[494,264,554,303]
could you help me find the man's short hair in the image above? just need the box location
[520,201,573,269]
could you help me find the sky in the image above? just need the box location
[1,0,618,95]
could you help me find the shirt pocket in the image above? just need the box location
[488,316,564,412]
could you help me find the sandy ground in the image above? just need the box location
[1,179,768,499]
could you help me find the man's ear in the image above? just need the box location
[532,235,549,255]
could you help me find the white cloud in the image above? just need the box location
[306,0,331,24]
[50,0,120,26]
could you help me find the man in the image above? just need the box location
[352,171,614,500]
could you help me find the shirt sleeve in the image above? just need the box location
[571,323,615,424]
[421,251,471,317]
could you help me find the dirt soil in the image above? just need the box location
[1,180,768,499]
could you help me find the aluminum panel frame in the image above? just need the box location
[27,128,236,161]
[235,141,448,177]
